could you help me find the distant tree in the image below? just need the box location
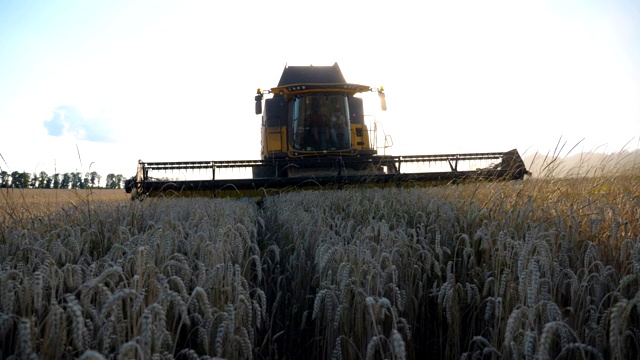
[38,171,50,189]
[10,171,19,187]
[105,174,125,189]
[60,173,71,189]
[29,173,38,188]
[115,174,124,189]
[53,173,61,189]
[70,172,82,189]
[45,176,53,189]
[106,173,116,189]
[10,171,30,188]
[86,171,100,188]
[0,171,9,187]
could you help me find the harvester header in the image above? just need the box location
[125,63,529,199]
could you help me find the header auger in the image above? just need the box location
[125,63,529,199]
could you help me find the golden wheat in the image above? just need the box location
[0,173,639,359]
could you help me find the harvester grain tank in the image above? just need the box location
[125,63,529,199]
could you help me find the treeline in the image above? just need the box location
[0,171,126,189]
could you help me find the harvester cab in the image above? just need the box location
[252,63,389,178]
[125,63,530,199]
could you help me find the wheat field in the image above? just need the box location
[1,174,639,359]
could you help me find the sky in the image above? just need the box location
[1,0,639,180]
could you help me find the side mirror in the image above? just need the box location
[378,90,387,111]
[255,91,263,115]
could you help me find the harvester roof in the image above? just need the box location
[272,62,370,98]
[277,62,346,86]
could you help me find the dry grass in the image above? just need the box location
[1,188,128,204]
[0,188,129,228]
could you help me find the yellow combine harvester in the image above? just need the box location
[125,63,529,199]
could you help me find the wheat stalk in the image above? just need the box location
[65,293,87,353]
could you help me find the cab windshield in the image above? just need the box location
[289,94,350,151]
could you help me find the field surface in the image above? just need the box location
[1,188,128,204]
[1,175,639,359]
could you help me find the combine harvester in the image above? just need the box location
[125,63,529,199]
